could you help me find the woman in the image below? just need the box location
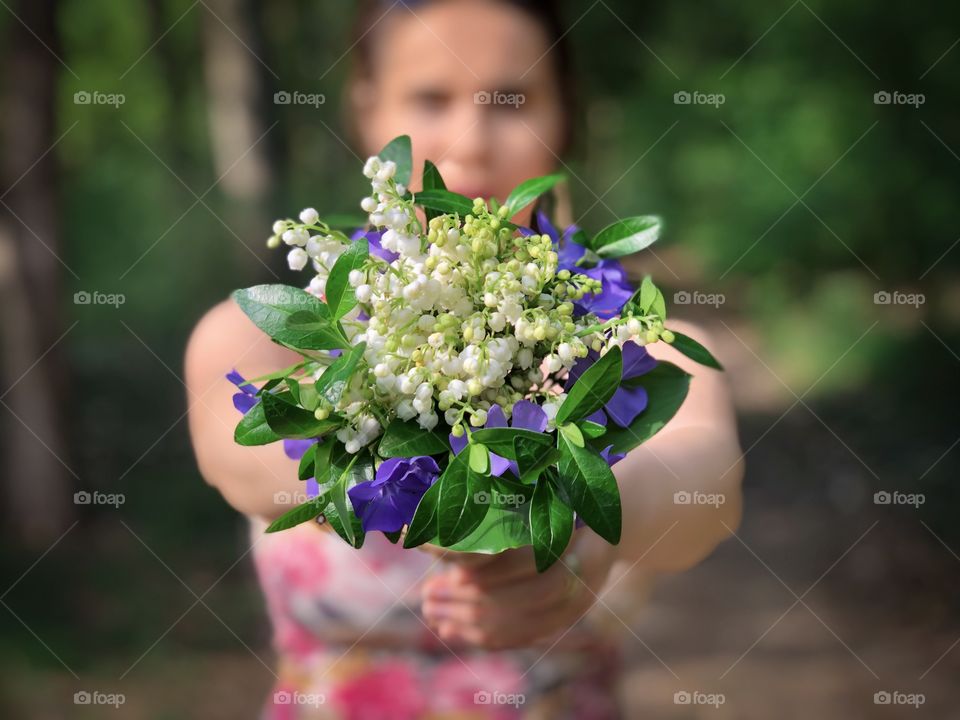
[186,0,744,717]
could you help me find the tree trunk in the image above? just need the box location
[0,0,73,547]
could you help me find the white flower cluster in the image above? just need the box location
[267,154,626,454]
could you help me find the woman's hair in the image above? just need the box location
[346,0,578,155]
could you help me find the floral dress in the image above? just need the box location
[250,517,624,720]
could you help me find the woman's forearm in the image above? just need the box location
[612,424,744,574]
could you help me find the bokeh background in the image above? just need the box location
[1,0,958,717]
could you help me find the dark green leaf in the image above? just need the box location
[413,188,474,216]
[470,427,552,459]
[323,499,365,548]
[422,160,448,223]
[233,402,281,446]
[403,478,442,548]
[378,419,449,457]
[284,310,351,350]
[437,450,491,546]
[446,476,533,552]
[530,478,574,572]
[326,239,368,320]
[265,497,327,533]
[503,173,565,217]
[592,216,662,258]
[556,433,621,544]
[379,135,413,186]
[556,345,622,425]
[314,342,366,405]
[594,362,691,454]
[668,331,724,370]
[297,442,318,480]
[261,392,340,439]
[514,438,561,482]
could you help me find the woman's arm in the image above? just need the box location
[184,299,307,520]
[610,319,743,574]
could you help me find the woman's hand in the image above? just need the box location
[420,530,617,650]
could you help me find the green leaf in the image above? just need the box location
[378,419,449,457]
[314,342,366,405]
[559,422,584,447]
[503,173,565,217]
[469,443,489,474]
[529,478,574,572]
[233,285,345,349]
[592,216,662,259]
[297,442,318,480]
[638,276,658,312]
[668,331,724,370]
[594,362,691,454]
[556,345,622,425]
[261,392,340,439]
[283,310,349,350]
[436,450,491,546]
[556,433,622,544]
[326,239,369,320]
[422,160,448,223]
[579,420,606,439]
[403,478,442,548]
[233,402,281,446]
[469,427,552,460]
[514,439,561,482]
[265,497,327,533]
[413,188,474,216]
[446,476,533,552]
[323,498,365,548]
[379,135,412,186]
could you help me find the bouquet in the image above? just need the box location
[229,136,721,571]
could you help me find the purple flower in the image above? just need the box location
[449,400,548,479]
[227,370,320,497]
[351,228,398,263]
[347,456,440,533]
[521,211,633,319]
[565,341,657,428]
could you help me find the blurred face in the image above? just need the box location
[353,0,566,217]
